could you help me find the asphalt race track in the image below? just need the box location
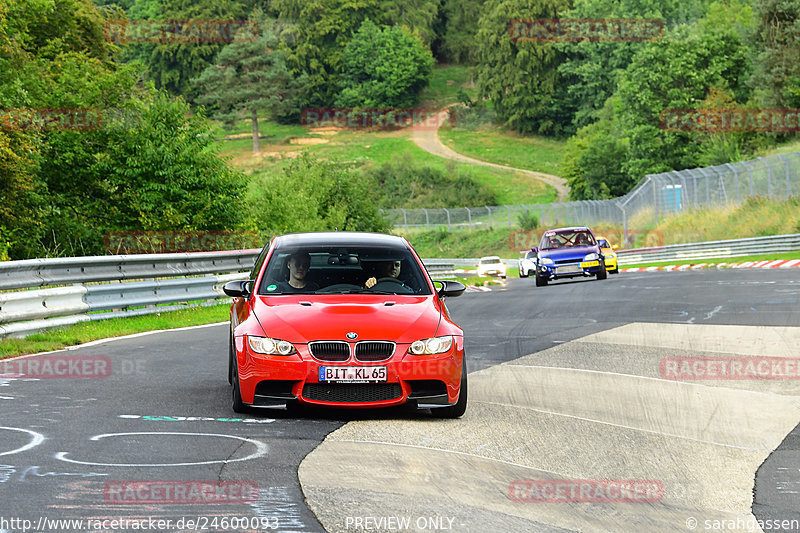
[1,268,799,533]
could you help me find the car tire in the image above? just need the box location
[596,262,608,280]
[231,357,249,414]
[610,268,619,274]
[535,273,548,287]
[519,269,528,278]
[433,358,468,419]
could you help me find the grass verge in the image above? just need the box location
[0,304,230,359]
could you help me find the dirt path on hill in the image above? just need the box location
[411,108,569,202]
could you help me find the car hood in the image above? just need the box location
[539,247,597,261]
[251,295,442,344]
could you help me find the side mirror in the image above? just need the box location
[531,247,539,253]
[223,280,252,298]
[434,280,466,298]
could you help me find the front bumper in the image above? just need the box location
[234,336,464,410]
[538,260,603,280]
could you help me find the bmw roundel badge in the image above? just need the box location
[346,332,358,340]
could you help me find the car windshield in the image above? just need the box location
[598,239,609,248]
[257,245,431,295]
[481,258,501,264]
[540,231,596,250]
[525,252,537,259]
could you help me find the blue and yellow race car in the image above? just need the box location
[533,227,607,286]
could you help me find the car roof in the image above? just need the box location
[480,255,501,260]
[272,232,410,249]
[544,226,592,233]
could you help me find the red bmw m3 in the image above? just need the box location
[223,232,467,417]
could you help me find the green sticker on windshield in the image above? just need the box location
[267,284,277,292]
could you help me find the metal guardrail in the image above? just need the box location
[0,250,263,291]
[616,233,800,265]
[0,252,457,339]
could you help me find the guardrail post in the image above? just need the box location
[758,157,772,198]
[465,207,472,230]
[422,208,429,230]
[505,205,511,228]
[652,176,659,225]
[725,163,739,204]
[486,206,492,228]
[444,208,451,231]
[777,153,790,198]
[402,209,408,231]
[741,160,754,197]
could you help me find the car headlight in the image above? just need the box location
[584,253,599,261]
[540,257,554,265]
[248,336,296,355]
[409,336,453,355]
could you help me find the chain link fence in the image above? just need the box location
[381,151,800,238]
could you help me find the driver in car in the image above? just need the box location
[365,260,402,289]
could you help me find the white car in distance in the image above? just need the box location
[477,256,507,279]
[518,250,537,278]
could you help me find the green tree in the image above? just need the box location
[273,0,383,105]
[335,19,433,108]
[474,0,574,136]
[194,16,307,153]
[750,0,800,108]
[617,27,751,179]
[381,0,442,48]
[37,92,244,256]
[124,0,251,100]
[563,99,632,200]
[433,0,487,64]
[557,0,710,131]
[246,156,391,235]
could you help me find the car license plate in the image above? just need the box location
[580,260,600,268]
[319,366,387,383]
[555,265,581,274]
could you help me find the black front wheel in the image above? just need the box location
[596,262,608,280]
[535,273,548,287]
[231,358,249,414]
